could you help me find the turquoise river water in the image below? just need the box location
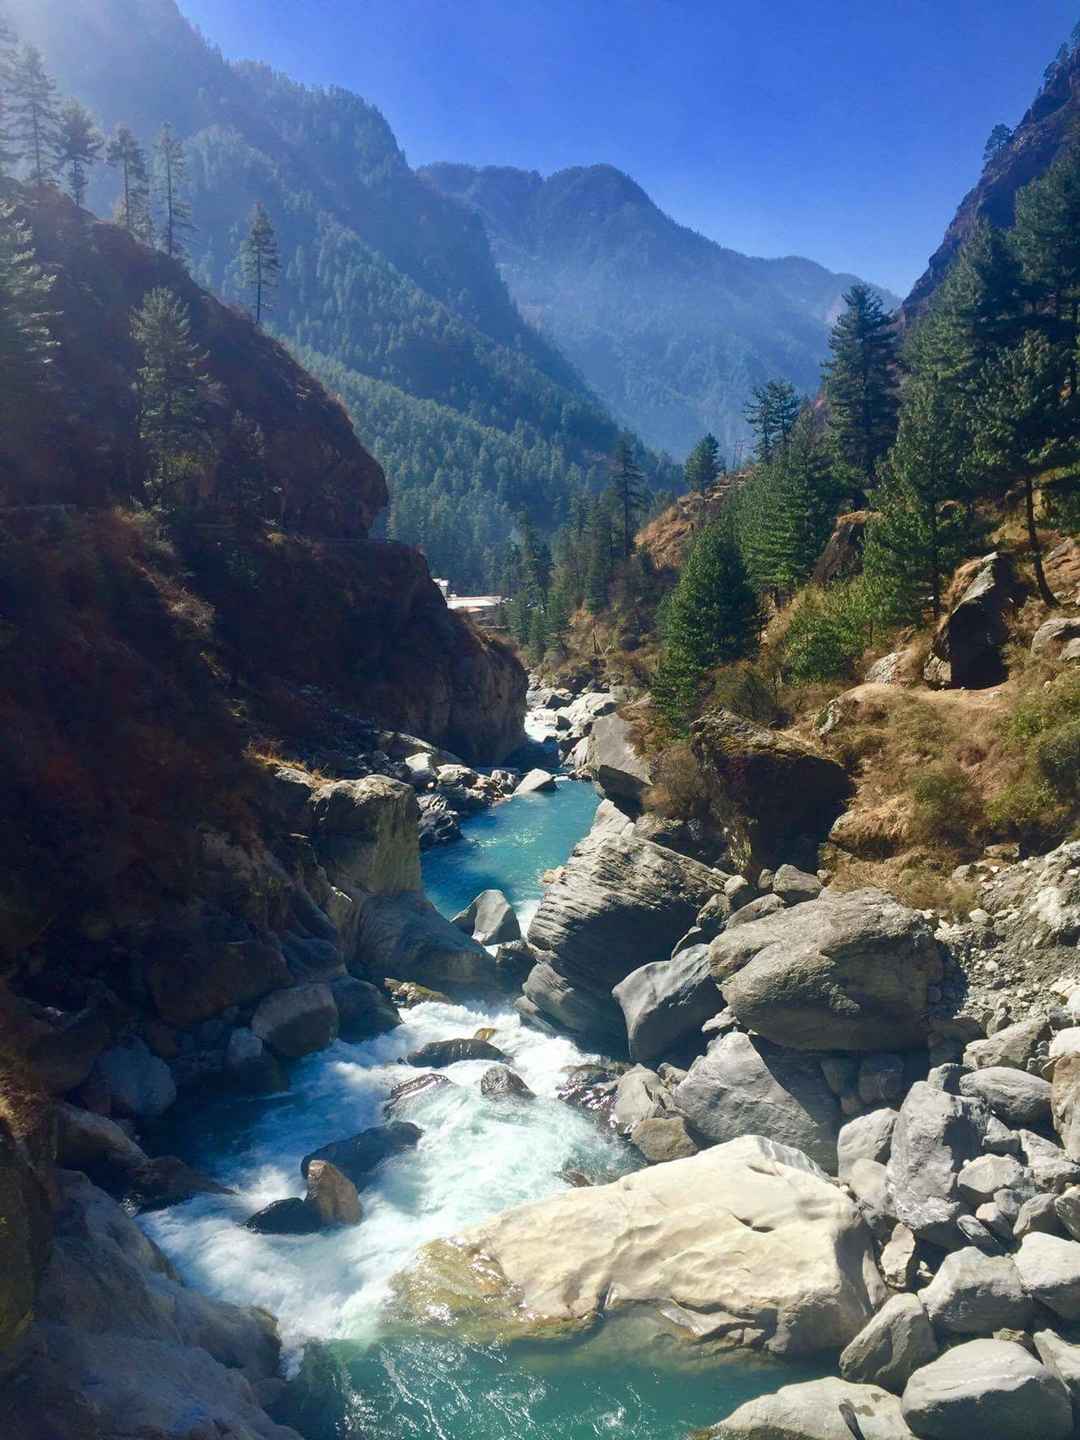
[143,728,814,1439]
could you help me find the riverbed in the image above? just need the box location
[142,728,811,1438]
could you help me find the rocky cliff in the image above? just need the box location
[904,48,1080,318]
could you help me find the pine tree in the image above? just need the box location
[1012,141,1080,396]
[527,604,549,664]
[240,202,280,326]
[652,521,760,730]
[983,124,1013,167]
[153,123,193,262]
[823,283,900,507]
[56,99,102,210]
[0,198,55,416]
[684,432,720,493]
[744,379,800,463]
[585,494,616,613]
[8,44,59,189]
[611,434,645,557]
[0,8,17,177]
[131,287,206,501]
[107,125,152,240]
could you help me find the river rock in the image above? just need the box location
[407,1038,507,1068]
[524,818,723,1042]
[612,1065,678,1134]
[1014,1232,1080,1320]
[920,1248,1033,1335]
[963,1016,1049,1072]
[516,768,557,795]
[452,890,521,946]
[251,983,339,1059]
[901,1338,1071,1440]
[245,1197,323,1235]
[629,1115,699,1164]
[307,774,422,894]
[771,864,823,905]
[394,1135,884,1355]
[384,1073,454,1117]
[838,1109,899,1179]
[329,976,402,1042]
[123,1157,233,1210]
[886,1081,988,1246]
[959,1067,1051,1129]
[301,1121,422,1189]
[55,1101,147,1174]
[840,1293,938,1393]
[702,1377,912,1439]
[586,712,651,806]
[672,1032,841,1172]
[480,1066,534,1102]
[613,943,721,1065]
[92,1038,177,1119]
[713,889,942,1052]
[355,892,495,987]
[223,1026,285,1094]
[303,1160,361,1227]
[689,709,852,874]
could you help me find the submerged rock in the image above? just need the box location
[394,1135,884,1356]
[407,1038,508,1068]
[303,1160,361,1228]
[479,1065,534,1102]
[301,1121,422,1189]
[245,1197,323,1236]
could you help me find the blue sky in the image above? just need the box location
[180,0,1078,295]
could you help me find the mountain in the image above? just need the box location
[904,45,1080,317]
[6,0,677,589]
[420,161,899,459]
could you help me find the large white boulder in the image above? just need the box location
[901,1338,1071,1440]
[394,1134,884,1357]
[703,1376,913,1438]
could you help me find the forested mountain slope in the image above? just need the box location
[421,161,898,458]
[7,0,676,588]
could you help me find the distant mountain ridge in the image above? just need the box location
[421,161,898,458]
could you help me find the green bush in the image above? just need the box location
[987,778,1065,846]
[1037,718,1080,801]
[908,762,985,850]
[781,581,873,685]
[708,664,779,726]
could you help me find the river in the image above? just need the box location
[142,720,812,1438]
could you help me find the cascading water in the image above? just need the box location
[141,716,815,1438]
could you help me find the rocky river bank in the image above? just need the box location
[4,687,1080,1439]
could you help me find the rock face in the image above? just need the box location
[689,710,851,874]
[586,713,651,807]
[672,1032,841,1173]
[395,1135,884,1355]
[923,552,1024,689]
[900,1338,1072,1440]
[712,889,942,1052]
[704,1376,912,1439]
[813,511,869,585]
[523,813,723,1042]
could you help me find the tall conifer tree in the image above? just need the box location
[132,287,206,499]
[8,44,59,189]
[0,197,55,416]
[56,100,102,210]
[240,202,280,326]
[611,435,645,558]
[107,125,152,240]
[153,123,192,262]
[823,283,899,507]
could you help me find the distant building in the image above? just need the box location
[433,577,451,598]
[446,594,505,627]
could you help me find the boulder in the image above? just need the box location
[1015,1193,1067,1240]
[92,1038,177,1119]
[673,1032,841,1173]
[923,551,1024,689]
[384,1073,454,1117]
[300,1122,422,1189]
[525,819,722,1042]
[354,893,495,987]
[629,1116,699,1164]
[1052,1051,1080,1161]
[586,713,651,806]
[123,1157,232,1210]
[251,984,338,1059]
[611,1066,678,1135]
[703,1377,911,1439]
[713,889,943,1053]
[881,1223,918,1290]
[689,709,852,874]
[1033,1329,1080,1415]
[245,1197,322,1235]
[223,1027,285,1094]
[771,864,823,905]
[307,774,421,894]
[956,1153,1030,1207]
[725,893,787,929]
[886,1082,988,1245]
[515,768,557,796]
[394,1135,884,1356]
[840,1293,938,1394]
[838,1108,898,1179]
[1020,1129,1080,1192]
[55,1102,147,1174]
[145,937,291,1030]
[847,1158,896,1240]
[901,1338,1071,1440]
[1055,1185,1080,1240]
[919,1248,1033,1335]
[613,944,721,1065]
[329,976,401,1042]
[18,1002,111,1095]
[1031,615,1080,659]
[1014,1232,1080,1320]
[959,1066,1051,1130]
[404,752,438,786]
[406,1038,507,1068]
[303,1160,361,1227]
[858,1054,907,1107]
[479,1066,534,1102]
[963,1016,1050,1072]
[451,890,521,947]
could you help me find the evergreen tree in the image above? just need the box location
[8,44,59,189]
[973,332,1076,606]
[153,123,192,262]
[983,124,1013,167]
[1012,141,1080,396]
[652,521,760,730]
[56,99,102,210]
[0,8,17,177]
[744,379,801,462]
[131,287,206,500]
[527,604,549,664]
[107,125,152,240]
[217,412,269,527]
[684,432,720,493]
[823,283,900,507]
[864,371,974,623]
[611,434,645,557]
[585,493,616,612]
[240,202,280,326]
[0,197,55,416]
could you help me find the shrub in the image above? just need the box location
[708,664,780,726]
[908,762,986,850]
[987,778,1066,847]
[644,741,709,823]
[1037,718,1080,801]
[781,580,873,685]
